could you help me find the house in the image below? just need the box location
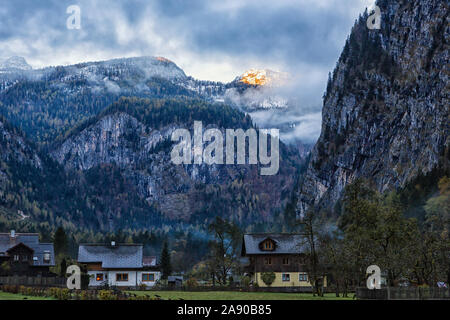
[241,233,327,290]
[0,230,55,276]
[77,242,160,288]
[168,276,183,288]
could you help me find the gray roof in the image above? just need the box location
[242,234,307,255]
[0,233,55,266]
[168,276,183,282]
[78,244,143,269]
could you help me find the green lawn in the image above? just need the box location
[0,291,55,300]
[127,291,354,300]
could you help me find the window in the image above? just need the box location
[282,274,290,282]
[261,239,274,251]
[116,273,128,282]
[13,255,19,261]
[96,274,104,281]
[299,273,308,282]
[264,257,272,265]
[142,273,155,282]
[282,257,289,265]
[43,251,51,262]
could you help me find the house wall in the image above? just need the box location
[137,271,161,287]
[255,272,327,288]
[108,270,138,287]
[87,270,161,287]
[87,271,108,287]
[6,245,35,276]
[251,254,307,273]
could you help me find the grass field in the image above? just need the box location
[0,290,354,301]
[127,291,354,300]
[0,291,55,300]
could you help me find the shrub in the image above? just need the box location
[241,276,251,289]
[98,290,117,300]
[185,277,199,289]
[261,272,276,286]
[80,290,91,300]
[1,285,19,294]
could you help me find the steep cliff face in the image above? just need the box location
[297,0,449,216]
[0,119,42,170]
[51,98,300,226]
[0,117,52,224]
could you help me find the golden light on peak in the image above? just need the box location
[239,69,270,86]
[239,69,288,87]
[156,57,172,63]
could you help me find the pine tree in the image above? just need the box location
[53,227,68,256]
[160,241,172,280]
[60,258,67,277]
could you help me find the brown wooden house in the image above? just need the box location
[241,233,327,289]
[0,230,55,276]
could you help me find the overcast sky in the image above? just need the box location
[0,0,375,106]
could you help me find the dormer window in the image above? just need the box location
[259,238,276,251]
[43,251,51,262]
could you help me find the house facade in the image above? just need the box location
[77,242,160,288]
[0,230,55,276]
[242,233,327,290]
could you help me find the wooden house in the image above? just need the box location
[241,233,327,290]
[0,230,55,276]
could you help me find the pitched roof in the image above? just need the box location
[0,232,55,266]
[77,244,143,269]
[242,233,307,255]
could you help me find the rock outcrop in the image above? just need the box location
[297,0,449,217]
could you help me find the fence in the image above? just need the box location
[0,276,66,287]
[356,287,450,300]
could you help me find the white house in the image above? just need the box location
[77,242,160,288]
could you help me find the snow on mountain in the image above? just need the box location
[0,56,32,71]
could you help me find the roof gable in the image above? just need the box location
[242,234,306,255]
[6,242,34,254]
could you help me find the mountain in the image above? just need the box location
[0,56,32,71]
[0,115,66,232]
[223,69,290,110]
[50,97,300,228]
[0,57,315,148]
[0,94,302,234]
[0,56,198,143]
[297,0,449,217]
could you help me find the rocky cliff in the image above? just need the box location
[50,97,300,227]
[297,0,449,217]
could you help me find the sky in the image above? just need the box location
[0,0,375,142]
